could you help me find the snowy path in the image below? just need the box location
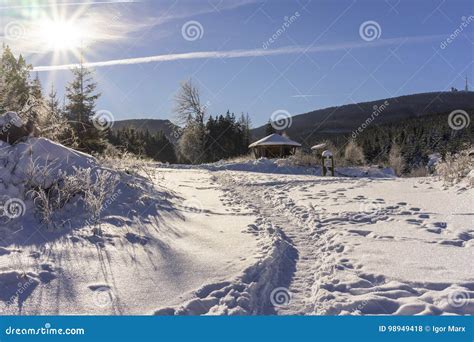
[210,170,474,315]
[1,161,472,315]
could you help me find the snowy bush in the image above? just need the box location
[389,144,404,176]
[343,140,365,166]
[28,167,119,232]
[407,166,429,178]
[436,150,473,186]
[285,150,319,167]
[82,169,119,235]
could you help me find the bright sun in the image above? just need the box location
[38,19,88,52]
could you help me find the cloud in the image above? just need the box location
[33,35,443,72]
[0,4,155,54]
[0,1,137,10]
[1,0,260,54]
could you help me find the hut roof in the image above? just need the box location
[249,134,302,148]
[311,143,327,150]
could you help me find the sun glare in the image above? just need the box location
[38,19,88,52]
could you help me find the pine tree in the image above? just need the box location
[41,84,74,144]
[65,60,105,153]
[0,45,31,114]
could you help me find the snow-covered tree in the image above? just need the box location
[65,61,105,153]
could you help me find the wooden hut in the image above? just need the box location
[249,133,301,158]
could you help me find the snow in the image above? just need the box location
[0,141,259,314]
[311,143,327,150]
[0,141,472,315]
[322,150,333,157]
[248,134,302,148]
[0,112,23,128]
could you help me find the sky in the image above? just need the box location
[0,0,473,127]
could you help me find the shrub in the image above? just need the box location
[389,143,404,176]
[436,150,473,186]
[82,169,119,235]
[344,140,365,166]
[285,150,319,167]
[28,167,120,232]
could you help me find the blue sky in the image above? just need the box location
[1,0,473,126]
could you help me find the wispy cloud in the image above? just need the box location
[0,0,137,10]
[1,0,259,54]
[33,35,443,72]
[1,5,154,54]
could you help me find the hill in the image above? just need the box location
[112,119,179,141]
[251,91,474,145]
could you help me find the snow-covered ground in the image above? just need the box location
[0,141,472,315]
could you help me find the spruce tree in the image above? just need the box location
[0,45,31,114]
[65,60,105,153]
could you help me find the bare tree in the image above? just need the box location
[173,80,206,126]
[173,80,208,164]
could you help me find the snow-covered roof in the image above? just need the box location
[249,134,302,148]
[311,143,327,150]
[322,150,333,157]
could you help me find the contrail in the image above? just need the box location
[33,35,443,72]
[0,0,137,10]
